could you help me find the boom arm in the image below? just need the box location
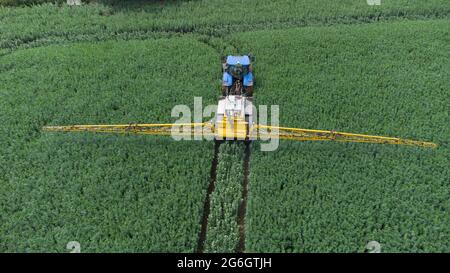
[42,123,215,138]
[251,125,437,148]
[42,122,437,148]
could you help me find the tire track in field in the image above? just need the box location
[236,141,251,253]
[196,140,221,253]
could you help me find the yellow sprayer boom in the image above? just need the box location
[42,121,437,148]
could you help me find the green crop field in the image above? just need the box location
[0,38,217,252]
[231,20,450,252]
[0,0,449,253]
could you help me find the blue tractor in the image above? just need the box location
[222,55,254,97]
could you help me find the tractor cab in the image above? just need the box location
[225,56,251,79]
[222,55,254,96]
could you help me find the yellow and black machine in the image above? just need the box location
[43,55,437,149]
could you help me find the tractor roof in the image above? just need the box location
[227,55,250,66]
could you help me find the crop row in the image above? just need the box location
[2,1,450,52]
[233,20,450,252]
[0,37,218,252]
[204,142,244,253]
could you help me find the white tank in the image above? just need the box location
[215,96,253,140]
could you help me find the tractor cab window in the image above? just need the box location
[227,65,249,79]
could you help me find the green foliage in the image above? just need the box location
[0,38,218,252]
[1,0,449,253]
[1,0,450,52]
[205,143,244,253]
[0,0,58,6]
[231,21,450,252]
[248,143,449,252]
[0,0,132,7]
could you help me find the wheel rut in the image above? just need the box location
[236,141,251,253]
[196,140,221,253]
